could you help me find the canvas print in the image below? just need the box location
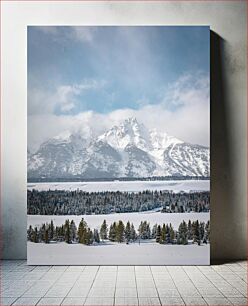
[27,26,210,265]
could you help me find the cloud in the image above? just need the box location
[28,79,106,115]
[35,26,97,44]
[28,73,209,152]
[71,27,96,43]
[160,72,209,109]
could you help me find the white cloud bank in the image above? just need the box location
[28,73,209,152]
[28,79,106,115]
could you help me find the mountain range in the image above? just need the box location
[28,117,210,180]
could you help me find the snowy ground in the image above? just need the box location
[27,240,210,265]
[27,179,210,193]
[28,212,210,231]
[27,180,210,265]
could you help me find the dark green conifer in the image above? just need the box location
[156,225,161,243]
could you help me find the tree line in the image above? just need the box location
[27,218,210,246]
[27,189,210,215]
[28,176,210,183]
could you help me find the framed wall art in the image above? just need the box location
[27,26,210,265]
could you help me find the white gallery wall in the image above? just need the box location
[1,1,247,261]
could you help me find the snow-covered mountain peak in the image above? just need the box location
[124,116,138,125]
[117,117,145,135]
[98,117,185,153]
[98,117,151,151]
[53,131,72,142]
[40,131,87,153]
[28,117,210,179]
[149,128,183,150]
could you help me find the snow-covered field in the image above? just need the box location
[28,180,210,265]
[28,212,210,231]
[27,241,210,265]
[27,179,210,193]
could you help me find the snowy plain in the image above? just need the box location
[27,240,210,265]
[27,179,210,193]
[27,179,210,265]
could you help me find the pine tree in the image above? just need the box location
[116,221,125,243]
[109,222,117,241]
[188,220,193,240]
[53,225,58,242]
[44,229,49,243]
[130,223,137,241]
[199,222,205,241]
[205,220,210,242]
[50,220,54,240]
[169,223,175,244]
[85,228,93,245]
[138,221,143,239]
[27,225,33,241]
[125,221,131,243]
[57,225,64,242]
[70,220,77,242]
[33,227,39,243]
[93,229,100,243]
[100,219,108,240]
[156,225,161,243]
[40,224,46,242]
[146,222,151,239]
[192,220,200,245]
[64,219,71,244]
[29,226,38,243]
[152,224,157,239]
[44,227,49,244]
[60,224,65,240]
[178,220,188,245]
[171,203,175,212]
[138,221,151,239]
[78,218,87,244]
[165,224,170,244]
[160,224,166,244]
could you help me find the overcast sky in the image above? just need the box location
[28,26,210,152]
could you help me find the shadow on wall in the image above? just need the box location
[210,31,245,264]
